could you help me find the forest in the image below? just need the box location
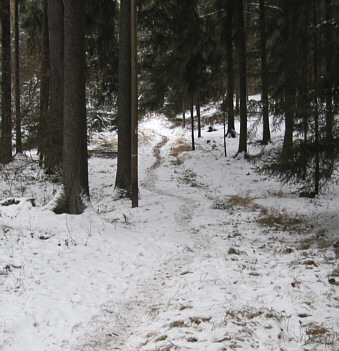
[1,1,339,350]
[0,0,338,211]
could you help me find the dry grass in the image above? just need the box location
[302,322,338,348]
[214,194,304,231]
[258,208,303,231]
[170,138,192,157]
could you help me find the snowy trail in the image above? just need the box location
[1,115,338,351]
[74,121,210,350]
[74,119,339,350]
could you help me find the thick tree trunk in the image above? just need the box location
[259,0,270,145]
[0,0,12,164]
[282,95,294,154]
[39,0,50,165]
[226,0,236,138]
[63,0,89,214]
[14,0,22,154]
[115,0,132,197]
[237,0,247,155]
[46,0,64,172]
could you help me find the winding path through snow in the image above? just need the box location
[73,118,339,351]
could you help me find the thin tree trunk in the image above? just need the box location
[0,0,12,164]
[63,0,89,214]
[131,0,138,208]
[182,100,186,128]
[300,1,310,180]
[46,0,64,172]
[191,93,195,151]
[259,0,270,145]
[325,0,333,155]
[237,0,247,155]
[282,2,294,155]
[39,0,50,166]
[196,90,201,138]
[115,0,131,197]
[14,0,22,154]
[313,0,320,194]
[226,0,235,137]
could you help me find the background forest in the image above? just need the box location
[0,0,338,209]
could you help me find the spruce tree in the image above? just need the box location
[0,0,12,164]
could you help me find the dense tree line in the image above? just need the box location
[0,0,338,213]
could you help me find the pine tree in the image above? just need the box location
[63,0,89,214]
[236,0,248,156]
[259,0,270,145]
[45,0,64,173]
[14,0,22,154]
[0,0,12,164]
[114,0,132,198]
[39,0,50,165]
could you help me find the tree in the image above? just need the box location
[0,0,12,164]
[236,0,248,156]
[225,0,236,138]
[259,0,270,145]
[45,0,64,172]
[63,0,89,214]
[14,0,22,154]
[39,0,50,165]
[114,0,132,198]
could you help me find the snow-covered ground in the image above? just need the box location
[0,113,338,351]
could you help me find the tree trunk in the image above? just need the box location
[196,90,201,138]
[282,3,295,155]
[39,0,50,166]
[259,0,270,145]
[46,0,64,172]
[115,0,131,197]
[325,0,333,155]
[63,0,89,214]
[131,0,138,208]
[226,0,236,138]
[182,100,186,128]
[191,93,195,151]
[14,0,22,154]
[236,0,247,155]
[313,0,320,194]
[0,0,12,164]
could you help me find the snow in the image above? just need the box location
[0,113,338,351]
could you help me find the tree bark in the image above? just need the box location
[131,0,138,208]
[325,0,333,154]
[191,93,195,151]
[46,0,64,172]
[282,2,295,155]
[259,0,270,145]
[182,100,186,128]
[226,0,236,138]
[14,0,22,154]
[0,0,12,164]
[115,0,132,197]
[63,0,89,214]
[196,90,201,138]
[39,0,50,165]
[236,0,247,155]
